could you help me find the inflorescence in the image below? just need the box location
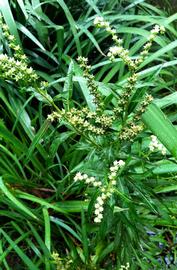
[0,16,39,86]
[120,263,130,270]
[149,135,166,155]
[74,160,125,223]
[47,107,114,135]
[77,56,103,109]
[93,16,164,141]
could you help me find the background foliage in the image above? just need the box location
[0,0,177,269]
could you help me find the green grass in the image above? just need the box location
[0,0,176,269]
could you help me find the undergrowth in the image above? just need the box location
[0,0,176,269]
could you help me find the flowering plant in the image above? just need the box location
[0,10,176,270]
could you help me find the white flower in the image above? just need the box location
[97,196,104,205]
[74,172,83,181]
[83,174,88,179]
[90,176,95,182]
[112,180,117,185]
[97,213,103,219]
[98,206,104,212]
[101,193,107,199]
[94,217,101,223]
[149,135,167,155]
[118,160,125,167]
[113,160,119,166]
[110,172,116,178]
[95,203,100,209]
[109,46,122,55]
[110,166,117,172]
[94,209,100,215]
[93,16,104,25]
[86,178,91,184]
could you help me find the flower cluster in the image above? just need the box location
[120,263,130,270]
[0,54,38,85]
[74,172,102,187]
[0,15,27,63]
[94,17,135,70]
[93,160,125,223]
[107,45,135,70]
[0,16,52,104]
[0,18,50,89]
[47,107,114,136]
[118,73,139,112]
[94,16,135,69]
[133,94,153,121]
[149,135,166,155]
[77,56,103,108]
[74,160,125,223]
[135,24,165,66]
[51,252,72,270]
[119,93,153,141]
[119,123,144,141]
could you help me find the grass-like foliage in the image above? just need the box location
[0,0,177,269]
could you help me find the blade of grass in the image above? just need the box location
[142,103,177,158]
[0,177,38,220]
[0,229,39,270]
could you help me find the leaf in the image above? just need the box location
[43,208,51,252]
[63,60,74,105]
[56,0,81,54]
[0,229,38,270]
[24,119,50,162]
[50,216,81,242]
[155,185,177,193]
[142,103,177,158]
[16,22,46,50]
[0,177,38,220]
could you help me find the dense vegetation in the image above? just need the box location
[0,0,177,269]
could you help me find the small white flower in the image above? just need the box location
[94,209,100,215]
[118,160,125,167]
[95,203,100,209]
[94,217,101,223]
[110,172,116,178]
[93,16,104,25]
[98,206,104,212]
[93,182,98,187]
[74,172,83,181]
[149,135,167,155]
[110,166,116,172]
[106,191,111,197]
[90,176,95,182]
[97,213,103,219]
[112,180,116,185]
[113,160,119,166]
[86,178,91,184]
[83,174,88,179]
[109,46,122,55]
[101,193,107,200]
[97,196,104,205]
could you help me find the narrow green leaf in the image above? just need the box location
[25,119,50,162]
[142,103,177,158]
[0,229,38,270]
[50,216,81,242]
[16,22,46,50]
[0,177,38,220]
[43,208,51,252]
[56,0,81,54]
[63,60,74,106]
